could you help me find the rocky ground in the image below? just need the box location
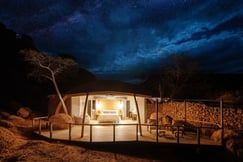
[0,110,242,162]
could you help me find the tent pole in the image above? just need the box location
[134,94,142,136]
[81,93,89,138]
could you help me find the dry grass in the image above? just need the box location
[0,126,16,153]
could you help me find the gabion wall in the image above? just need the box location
[146,100,243,130]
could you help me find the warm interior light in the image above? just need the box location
[117,100,123,108]
[96,100,102,109]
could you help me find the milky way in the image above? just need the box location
[0,0,243,82]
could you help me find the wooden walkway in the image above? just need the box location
[34,120,220,146]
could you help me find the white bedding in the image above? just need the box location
[97,110,121,123]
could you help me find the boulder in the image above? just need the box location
[49,113,74,130]
[0,119,14,128]
[73,115,90,124]
[17,107,32,118]
[211,129,238,143]
[224,135,243,161]
[149,112,163,120]
[0,111,11,119]
[8,115,25,121]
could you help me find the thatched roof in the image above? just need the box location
[66,80,152,97]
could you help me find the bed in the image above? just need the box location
[97,110,121,123]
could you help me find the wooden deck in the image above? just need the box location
[35,120,220,145]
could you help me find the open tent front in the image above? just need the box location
[70,92,147,123]
[48,80,152,137]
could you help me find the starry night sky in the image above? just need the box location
[1,0,243,82]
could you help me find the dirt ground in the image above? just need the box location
[0,113,238,162]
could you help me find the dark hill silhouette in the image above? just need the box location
[0,23,38,112]
[141,72,243,101]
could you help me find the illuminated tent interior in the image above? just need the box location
[48,80,152,125]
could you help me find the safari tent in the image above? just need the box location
[48,80,152,125]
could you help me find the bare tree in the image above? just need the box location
[159,54,200,98]
[20,49,79,114]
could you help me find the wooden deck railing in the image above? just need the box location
[32,116,49,135]
[47,123,140,142]
[32,117,223,146]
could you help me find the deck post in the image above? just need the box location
[81,93,89,138]
[136,124,138,141]
[90,124,92,142]
[113,124,115,142]
[38,119,41,135]
[197,127,201,146]
[220,99,224,146]
[32,119,35,130]
[184,100,187,122]
[176,126,180,144]
[50,122,53,139]
[133,95,142,136]
[69,123,72,141]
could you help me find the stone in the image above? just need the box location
[17,107,32,118]
[0,111,11,119]
[49,113,74,129]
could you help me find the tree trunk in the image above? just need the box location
[52,73,68,114]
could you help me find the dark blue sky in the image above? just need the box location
[1,0,243,82]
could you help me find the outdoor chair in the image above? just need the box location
[162,115,173,131]
[147,112,163,133]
